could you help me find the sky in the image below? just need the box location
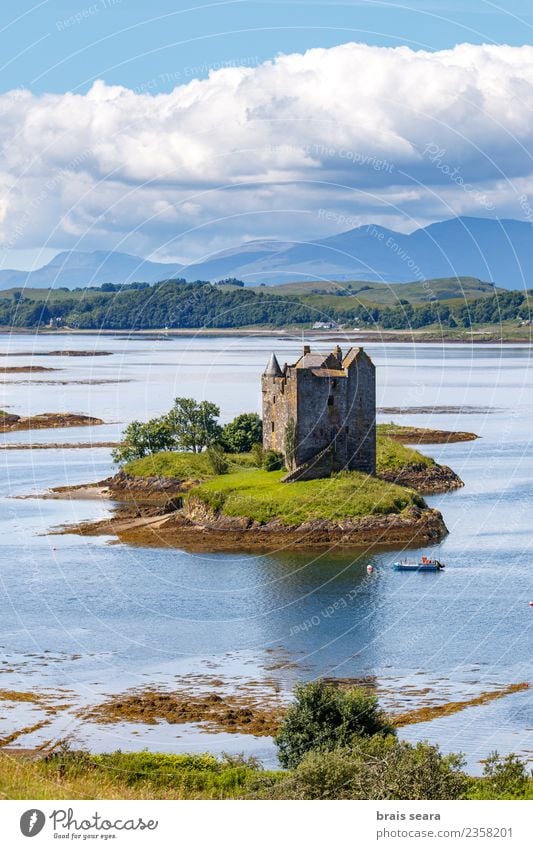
[1,0,533,269]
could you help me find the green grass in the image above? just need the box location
[377,435,434,471]
[123,451,256,479]
[0,750,274,800]
[257,277,501,307]
[124,438,432,481]
[190,467,424,525]
[2,749,532,800]
[123,439,433,525]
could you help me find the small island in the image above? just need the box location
[53,346,466,552]
[1,410,104,433]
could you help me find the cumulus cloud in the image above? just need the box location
[1,41,533,262]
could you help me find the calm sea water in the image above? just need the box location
[0,332,532,771]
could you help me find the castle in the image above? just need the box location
[262,344,376,481]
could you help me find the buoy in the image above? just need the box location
[366,564,373,574]
[529,601,533,607]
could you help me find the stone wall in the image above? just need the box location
[262,347,376,477]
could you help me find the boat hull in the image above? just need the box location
[393,562,444,572]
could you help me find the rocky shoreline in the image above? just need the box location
[0,411,104,433]
[379,463,464,494]
[62,500,447,552]
[50,464,452,551]
[380,426,478,444]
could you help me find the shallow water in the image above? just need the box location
[0,333,532,771]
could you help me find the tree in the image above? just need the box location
[112,417,176,464]
[221,413,263,453]
[284,418,296,469]
[275,680,395,768]
[166,397,221,453]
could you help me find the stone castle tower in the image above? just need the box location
[262,345,376,480]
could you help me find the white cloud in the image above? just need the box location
[1,41,533,262]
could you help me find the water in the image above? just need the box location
[0,333,532,771]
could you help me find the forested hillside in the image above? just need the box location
[0,278,530,331]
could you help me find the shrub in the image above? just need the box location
[275,680,395,768]
[206,443,229,475]
[263,450,284,472]
[251,442,264,466]
[468,752,531,799]
[259,737,468,800]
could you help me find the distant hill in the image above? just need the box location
[0,250,183,290]
[2,217,532,291]
[259,277,502,306]
[184,217,533,289]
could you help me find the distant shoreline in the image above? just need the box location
[1,326,532,344]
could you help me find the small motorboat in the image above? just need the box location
[393,556,445,572]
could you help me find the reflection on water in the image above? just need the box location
[0,333,532,771]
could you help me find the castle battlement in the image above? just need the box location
[262,344,376,479]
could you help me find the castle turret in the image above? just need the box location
[264,352,282,376]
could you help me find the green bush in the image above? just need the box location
[259,737,468,800]
[251,442,264,467]
[263,450,284,472]
[275,680,395,768]
[206,443,229,475]
[468,752,532,799]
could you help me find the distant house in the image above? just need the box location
[312,321,337,329]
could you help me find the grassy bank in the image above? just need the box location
[124,435,435,480]
[120,438,433,527]
[190,468,424,525]
[1,749,532,800]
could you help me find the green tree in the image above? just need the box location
[275,680,395,768]
[166,397,221,453]
[221,413,263,453]
[112,417,176,464]
[284,418,296,469]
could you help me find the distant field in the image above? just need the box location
[253,277,503,307]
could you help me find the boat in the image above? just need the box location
[393,556,445,572]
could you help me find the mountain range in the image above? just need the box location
[1,217,532,291]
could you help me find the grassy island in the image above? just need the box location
[190,467,424,526]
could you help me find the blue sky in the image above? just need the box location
[3,0,533,96]
[1,1,533,270]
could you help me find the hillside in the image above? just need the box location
[0,277,530,333]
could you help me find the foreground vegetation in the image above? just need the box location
[2,682,531,800]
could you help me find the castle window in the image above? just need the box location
[332,379,337,389]
[271,421,275,432]
[328,395,334,406]
[272,395,276,404]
